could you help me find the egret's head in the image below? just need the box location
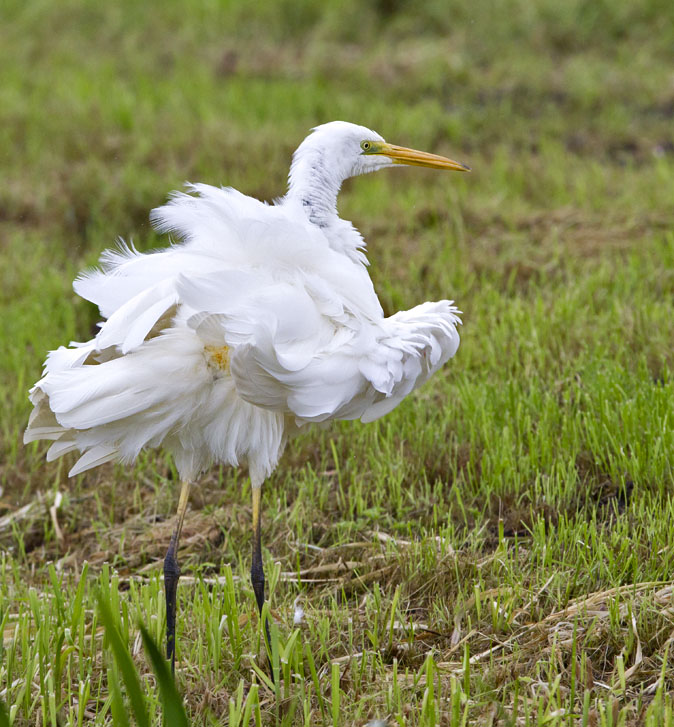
[293,121,470,183]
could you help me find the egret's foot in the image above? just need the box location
[251,560,275,681]
[250,484,276,682]
[164,537,181,673]
[163,480,191,675]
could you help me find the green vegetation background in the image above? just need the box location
[1,0,674,724]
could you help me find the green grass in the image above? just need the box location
[2,0,674,724]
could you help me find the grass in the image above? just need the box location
[2,0,674,723]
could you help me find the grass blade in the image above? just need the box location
[139,624,189,727]
[108,666,132,727]
[96,590,150,727]
[0,699,9,727]
[331,662,340,727]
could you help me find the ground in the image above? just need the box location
[1,0,674,724]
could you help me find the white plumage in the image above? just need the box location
[25,121,467,488]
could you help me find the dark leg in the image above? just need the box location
[164,480,191,674]
[251,486,272,650]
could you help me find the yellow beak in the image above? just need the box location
[377,142,470,172]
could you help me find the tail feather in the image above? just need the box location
[69,445,120,477]
[46,438,79,462]
[24,389,64,443]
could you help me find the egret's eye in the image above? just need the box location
[361,141,372,152]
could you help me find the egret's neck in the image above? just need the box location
[282,146,368,265]
[284,147,343,228]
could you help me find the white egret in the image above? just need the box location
[24,121,469,670]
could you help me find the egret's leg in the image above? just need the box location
[164,479,191,673]
[250,485,272,648]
